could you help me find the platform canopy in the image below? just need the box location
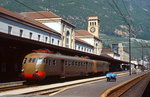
[0,32,129,64]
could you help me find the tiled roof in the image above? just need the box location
[20,11,60,19]
[75,37,94,47]
[21,11,75,27]
[101,54,114,59]
[101,48,114,54]
[75,30,94,37]
[75,30,100,40]
[0,7,60,36]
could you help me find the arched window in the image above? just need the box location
[66,31,70,48]
[96,43,98,54]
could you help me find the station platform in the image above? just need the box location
[0,71,149,97]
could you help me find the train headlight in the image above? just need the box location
[35,69,38,73]
[21,69,24,72]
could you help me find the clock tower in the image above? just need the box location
[88,15,100,38]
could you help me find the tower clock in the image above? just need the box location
[88,16,100,38]
[90,27,96,33]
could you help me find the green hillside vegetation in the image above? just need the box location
[101,34,150,58]
[1,0,150,39]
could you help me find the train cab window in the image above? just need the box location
[28,58,32,63]
[32,58,36,63]
[37,58,43,65]
[23,58,27,64]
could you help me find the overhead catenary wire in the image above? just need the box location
[14,0,66,23]
[14,0,50,18]
[107,0,137,37]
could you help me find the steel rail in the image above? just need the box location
[0,81,37,93]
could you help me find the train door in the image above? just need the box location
[61,59,65,78]
[93,60,97,73]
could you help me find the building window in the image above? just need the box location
[52,39,54,44]
[20,30,23,37]
[78,46,80,50]
[38,35,41,41]
[66,31,70,48]
[58,40,60,45]
[89,49,91,53]
[92,22,94,25]
[90,22,91,26]
[8,26,12,34]
[45,37,48,43]
[29,32,32,39]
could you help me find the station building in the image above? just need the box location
[20,11,76,49]
[75,37,94,53]
[0,7,61,46]
[112,42,129,62]
[75,16,103,55]
[101,48,120,60]
[21,11,103,55]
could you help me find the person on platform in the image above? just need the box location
[106,73,117,82]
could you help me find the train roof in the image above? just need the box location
[25,52,108,62]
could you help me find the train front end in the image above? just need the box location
[21,52,46,80]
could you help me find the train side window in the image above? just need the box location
[29,58,32,63]
[52,60,56,66]
[91,63,93,66]
[23,58,27,64]
[43,58,48,64]
[49,60,51,66]
[78,62,81,66]
[72,61,74,66]
[75,61,78,66]
[65,61,68,66]
[68,61,72,66]
[81,62,84,66]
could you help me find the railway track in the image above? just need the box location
[0,81,25,92]
[0,71,127,96]
[0,81,38,93]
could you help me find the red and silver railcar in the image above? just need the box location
[21,50,109,80]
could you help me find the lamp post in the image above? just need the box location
[128,24,132,75]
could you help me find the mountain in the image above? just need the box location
[0,0,150,58]
[0,0,150,40]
